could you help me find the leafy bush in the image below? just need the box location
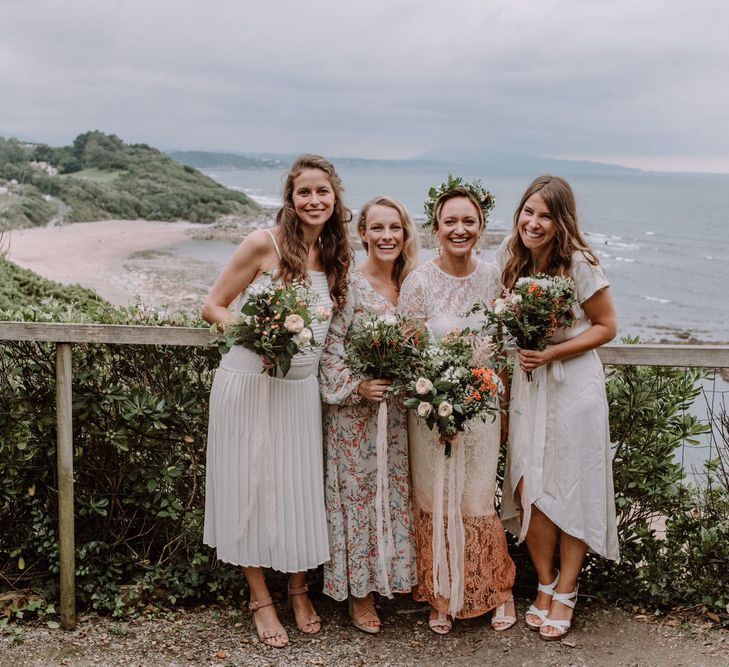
[0,299,244,613]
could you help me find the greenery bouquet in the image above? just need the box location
[488,274,576,380]
[345,311,429,391]
[404,329,504,457]
[211,273,328,376]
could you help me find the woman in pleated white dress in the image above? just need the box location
[499,175,619,641]
[202,155,352,648]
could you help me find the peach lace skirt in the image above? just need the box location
[412,504,515,618]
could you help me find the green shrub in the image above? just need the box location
[0,300,243,613]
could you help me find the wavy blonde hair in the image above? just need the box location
[357,196,419,289]
[501,175,598,290]
[275,154,353,307]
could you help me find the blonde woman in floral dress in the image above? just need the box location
[398,186,515,634]
[319,196,419,633]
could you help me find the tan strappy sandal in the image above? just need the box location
[348,594,381,634]
[248,596,288,648]
[287,583,322,634]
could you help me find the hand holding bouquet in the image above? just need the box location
[488,274,576,380]
[346,311,429,393]
[404,329,504,456]
[211,273,328,376]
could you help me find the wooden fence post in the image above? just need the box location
[55,343,76,631]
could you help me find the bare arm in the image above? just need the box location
[517,287,617,372]
[201,229,278,325]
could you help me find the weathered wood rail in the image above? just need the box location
[1,321,729,631]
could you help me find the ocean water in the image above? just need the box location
[206,165,729,343]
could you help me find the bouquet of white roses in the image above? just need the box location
[404,328,504,456]
[211,273,329,377]
[346,311,429,392]
[487,274,576,380]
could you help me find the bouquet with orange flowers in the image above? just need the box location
[212,273,328,376]
[488,273,576,380]
[404,329,504,456]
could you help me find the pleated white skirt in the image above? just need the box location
[203,346,330,572]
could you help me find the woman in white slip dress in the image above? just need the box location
[499,175,619,641]
[319,197,419,634]
[202,155,352,648]
[398,186,515,635]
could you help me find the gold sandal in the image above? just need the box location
[248,596,288,648]
[287,583,322,634]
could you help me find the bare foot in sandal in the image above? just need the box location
[348,593,381,634]
[249,597,288,648]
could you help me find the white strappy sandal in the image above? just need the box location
[491,595,516,631]
[428,609,453,635]
[539,587,578,641]
[525,570,560,631]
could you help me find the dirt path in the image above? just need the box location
[1,596,726,666]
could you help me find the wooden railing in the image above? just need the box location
[1,320,729,631]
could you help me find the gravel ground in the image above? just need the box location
[2,593,727,667]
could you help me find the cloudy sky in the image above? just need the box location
[1,0,728,172]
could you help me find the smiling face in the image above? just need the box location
[434,196,482,259]
[292,168,335,228]
[517,192,557,259]
[359,203,404,263]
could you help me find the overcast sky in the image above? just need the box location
[1,0,728,172]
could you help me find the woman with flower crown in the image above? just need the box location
[202,154,352,648]
[499,175,619,642]
[319,196,419,633]
[398,182,515,634]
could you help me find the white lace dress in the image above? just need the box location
[319,270,417,601]
[203,251,333,572]
[500,249,620,561]
[398,259,515,618]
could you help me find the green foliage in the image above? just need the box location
[0,299,243,613]
[0,183,57,229]
[581,339,729,611]
[0,260,106,312]
[0,131,261,228]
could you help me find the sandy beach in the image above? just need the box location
[4,219,262,312]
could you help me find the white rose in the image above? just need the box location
[493,299,507,315]
[417,401,433,418]
[438,402,453,418]
[284,313,305,333]
[293,328,313,345]
[316,306,332,322]
[511,294,523,305]
[380,314,398,326]
[415,377,434,395]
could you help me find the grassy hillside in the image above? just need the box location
[0,257,108,313]
[0,133,261,229]
[166,150,286,170]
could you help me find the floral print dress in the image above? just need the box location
[319,270,417,601]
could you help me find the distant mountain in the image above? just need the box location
[416,148,642,175]
[166,150,287,170]
[165,148,642,176]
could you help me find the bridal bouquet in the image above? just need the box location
[487,274,576,380]
[346,311,429,391]
[211,273,328,376]
[404,329,504,456]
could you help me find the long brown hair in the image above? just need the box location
[275,154,352,307]
[357,196,419,289]
[501,175,597,290]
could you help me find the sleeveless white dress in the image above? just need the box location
[203,231,333,572]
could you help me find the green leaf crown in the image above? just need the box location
[423,174,495,229]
